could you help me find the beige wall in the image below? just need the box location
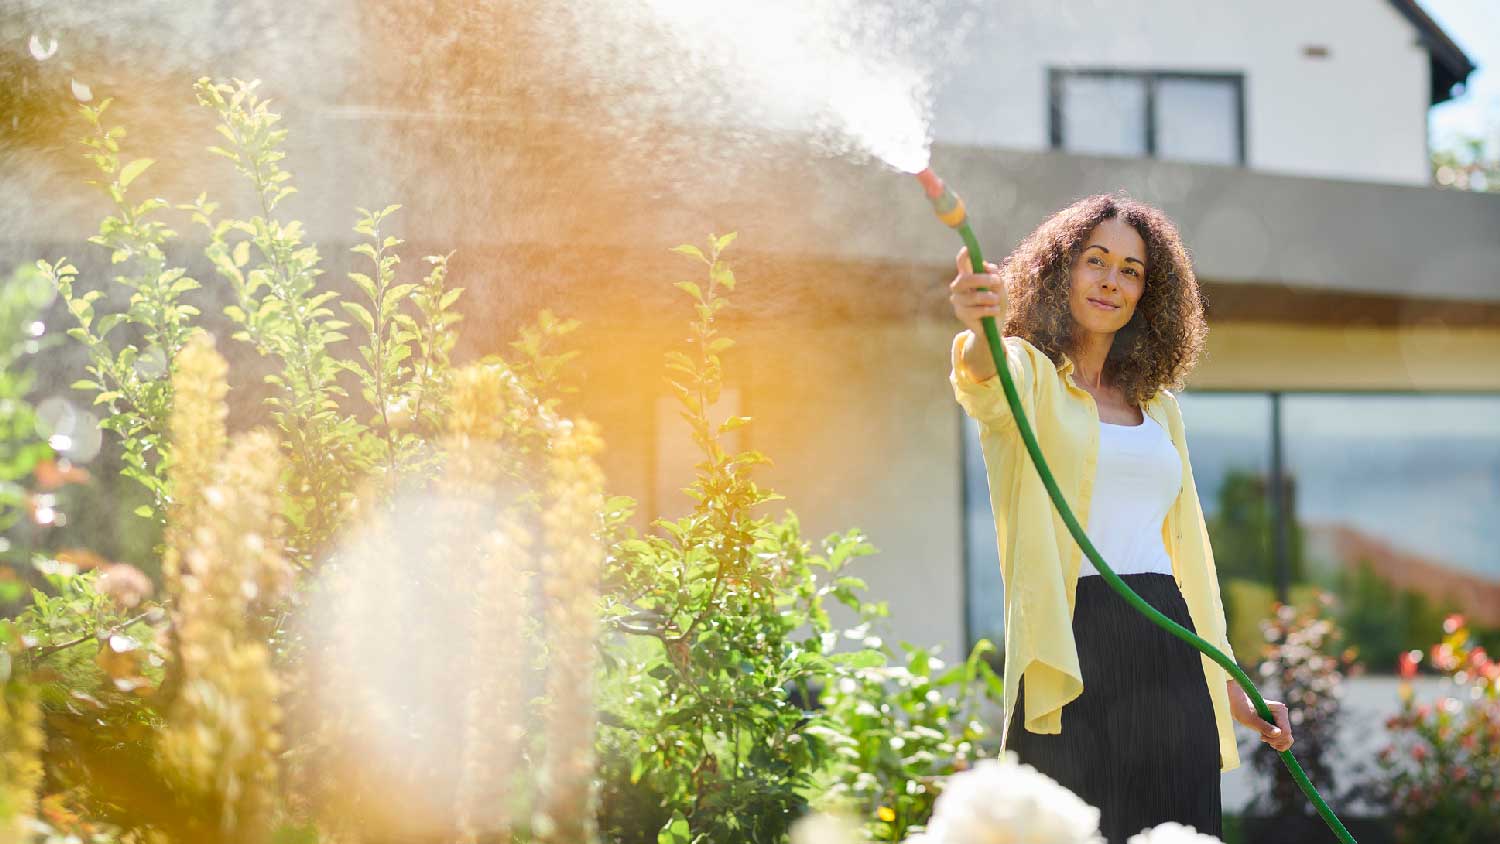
[574,319,969,660]
[1191,322,1500,391]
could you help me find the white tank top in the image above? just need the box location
[1078,413,1182,578]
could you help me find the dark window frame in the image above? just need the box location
[1047,67,1248,166]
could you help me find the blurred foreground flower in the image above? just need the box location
[156,333,291,841]
[96,563,153,610]
[1,645,45,841]
[298,361,606,844]
[790,810,862,844]
[902,751,1104,844]
[1127,821,1223,843]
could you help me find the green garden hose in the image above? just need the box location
[915,168,1356,844]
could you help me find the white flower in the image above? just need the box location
[29,34,58,61]
[791,811,861,844]
[1127,822,1223,844]
[913,752,1103,844]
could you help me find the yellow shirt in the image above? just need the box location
[950,329,1242,773]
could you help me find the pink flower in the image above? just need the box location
[1398,650,1419,679]
[97,563,153,610]
[1412,744,1429,762]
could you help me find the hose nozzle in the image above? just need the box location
[915,167,967,229]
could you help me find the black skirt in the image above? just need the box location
[1005,572,1222,844]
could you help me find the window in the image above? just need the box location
[1049,69,1245,166]
[961,415,1005,650]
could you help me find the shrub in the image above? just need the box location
[10,76,1011,844]
[1370,614,1500,843]
[1241,592,1363,820]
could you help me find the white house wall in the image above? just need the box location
[930,0,1433,186]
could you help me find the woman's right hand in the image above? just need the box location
[948,246,1007,337]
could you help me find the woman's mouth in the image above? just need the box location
[1087,297,1119,311]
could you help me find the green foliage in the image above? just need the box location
[1243,595,1361,820]
[0,265,56,548]
[39,77,465,565]
[342,204,432,480]
[1223,578,1324,669]
[405,251,462,439]
[25,77,464,835]
[1205,469,1305,587]
[805,637,1004,840]
[3,560,165,839]
[595,234,806,842]
[29,76,1012,844]
[38,97,201,529]
[184,77,365,558]
[1368,616,1500,843]
[503,307,580,409]
[595,235,1004,843]
[1430,132,1500,192]
[1334,560,1459,675]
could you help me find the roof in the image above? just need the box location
[1386,0,1477,104]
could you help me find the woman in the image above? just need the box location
[947,193,1294,842]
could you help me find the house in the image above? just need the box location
[6,0,1496,723]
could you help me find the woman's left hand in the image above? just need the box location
[1227,680,1294,752]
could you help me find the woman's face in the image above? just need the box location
[1067,216,1147,337]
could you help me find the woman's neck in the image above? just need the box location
[1069,332,1115,391]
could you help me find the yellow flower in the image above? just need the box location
[877,806,896,822]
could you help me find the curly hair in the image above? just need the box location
[998,191,1209,408]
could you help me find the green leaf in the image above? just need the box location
[232,240,251,268]
[670,244,706,262]
[674,281,703,303]
[132,504,153,518]
[658,811,691,844]
[340,302,375,333]
[710,262,735,291]
[385,283,417,305]
[118,157,154,189]
[713,231,737,252]
[349,272,376,299]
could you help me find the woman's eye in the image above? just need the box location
[1089,256,1103,265]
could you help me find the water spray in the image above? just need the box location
[915,166,1356,844]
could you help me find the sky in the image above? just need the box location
[1416,0,1500,152]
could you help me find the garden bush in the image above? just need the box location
[2,78,1008,844]
[1369,614,1500,843]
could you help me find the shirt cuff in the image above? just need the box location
[949,330,1029,428]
